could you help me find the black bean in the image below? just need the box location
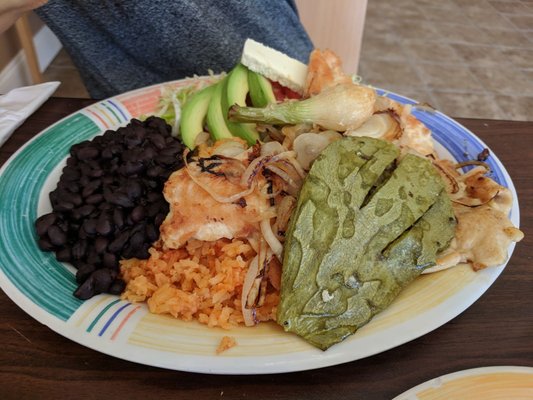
[130,205,145,222]
[86,251,101,266]
[118,161,144,176]
[144,115,169,132]
[55,218,70,232]
[48,225,67,246]
[145,224,158,243]
[77,204,95,217]
[146,191,161,203]
[74,276,95,300]
[123,180,142,199]
[101,148,113,159]
[149,133,166,149]
[79,163,92,176]
[146,165,164,178]
[72,240,88,260]
[133,244,150,259]
[102,129,115,139]
[139,146,156,161]
[167,140,183,151]
[62,192,83,207]
[146,202,160,218]
[108,143,123,155]
[76,146,100,160]
[156,155,178,167]
[98,202,113,211]
[121,148,142,162]
[96,214,113,236]
[70,222,81,232]
[102,176,114,185]
[102,185,113,198]
[154,212,166,227]
[159,202,169,213]
[125,134,143,148]
[130,229,145,247]
[123,230,145,259]
[81,179,101,197]
[56,180,68,191]
[49,190,58,205]
[80,175,90,186]
[56,247,72,262]
[108,279,126,295]
[132,123,147,137]
[113,208,124,229]
[38,238,55,251]
[70,140,90,153]
[159,147,179,157]
[54,188,69,199]
[70,209,83,221]
[108,230,130,253]
[55,201,75,212]
[94,236,109,254]
[145,180,157,189]
[106,192,134,208]
[86,159,100,170]
[82,219,97,235]
[92,268,116,293]
[76,263,95,284]
[88,167,104,178]
[35,213,56,236]
[64,181,80,193]
[62,168,80,181]
[124,214,134,227]
[102,252,118,269]
[63,184,81,197]
[86,193,104,205]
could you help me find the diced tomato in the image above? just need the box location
[270,81,302,101]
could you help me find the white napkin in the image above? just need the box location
[0,81,60,147]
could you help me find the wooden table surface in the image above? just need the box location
[0,98,531,400]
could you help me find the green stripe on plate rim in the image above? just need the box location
[0,113,100,321]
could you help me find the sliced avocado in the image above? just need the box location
[179,84,216,149]
[206,77,233,141]
[248,70,276,107]
[224,64,260,145]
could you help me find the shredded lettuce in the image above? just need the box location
[153,72,224,137]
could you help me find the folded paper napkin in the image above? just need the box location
[0,81,60,148]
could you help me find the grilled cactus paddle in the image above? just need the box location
[277,136,456,350]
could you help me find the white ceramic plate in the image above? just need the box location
[0,79,520,374]
[393,366,533,399]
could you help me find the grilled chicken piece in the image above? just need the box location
[304,49,352,97]
[159,160,268,249]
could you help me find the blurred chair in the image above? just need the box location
[295,0,368,74]
[14,12,42,84]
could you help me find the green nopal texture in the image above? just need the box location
[277,137,456,350]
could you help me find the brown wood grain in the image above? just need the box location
[1,98,531,400]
